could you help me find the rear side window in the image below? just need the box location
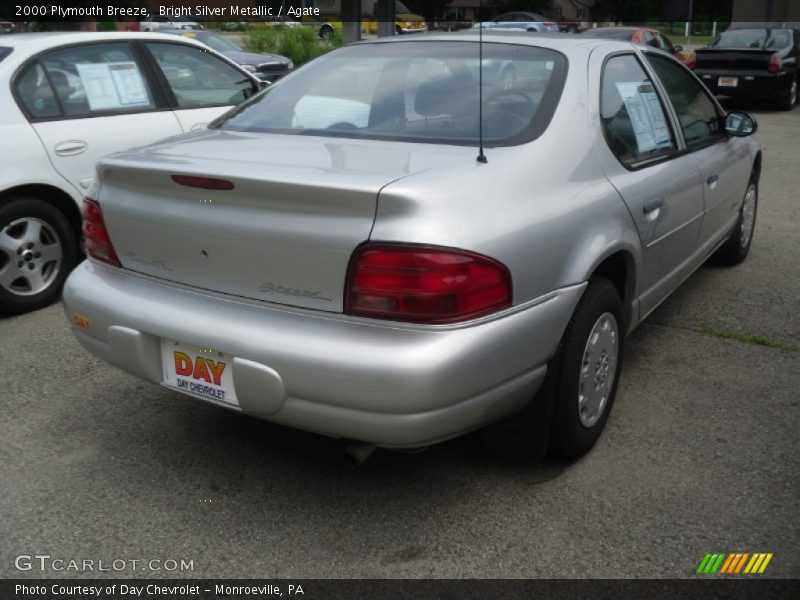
[15,62,61,119]
[646,54,722,150]
[38,42,156,117]
[600,54,676,167]
[144,42,254,108]
[0,47,12,63]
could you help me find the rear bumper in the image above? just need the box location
[695,69,793,98]
[63,261,584,448]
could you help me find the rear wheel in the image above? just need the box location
[319,25,334,40]
[0,197,77,315]
[483,277,624,462]
[779,76,797,111]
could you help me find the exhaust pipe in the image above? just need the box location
[344,443,376,466]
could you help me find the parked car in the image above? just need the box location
[691,27,799,111]
[475,12,560,32]
[140,16,204,32]
[62,34,761,462]
[0,32,262,314]
[159,30,293,83]
[0,22,15,34]
[554,19,582,33]
[582,27,688,64]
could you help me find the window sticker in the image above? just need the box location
[615,81,672,153]
[75,61,150,111]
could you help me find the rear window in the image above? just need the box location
[584,29,634,41]
[214,41,567,147]
[711,29,792,49]
[0,47,11,63]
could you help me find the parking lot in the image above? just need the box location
[1,106,798,579]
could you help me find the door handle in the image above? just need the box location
[643,198,664,214]
[54,140,88,156]
[707,174,719,185]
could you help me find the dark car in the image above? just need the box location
[0,21,15,34]
[581,27,688,64]
[159,29,293,84]
[692,27,799,110]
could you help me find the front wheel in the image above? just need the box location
[0,197,77,315]
[714,178,758,265]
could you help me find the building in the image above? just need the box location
[731,0,800,25]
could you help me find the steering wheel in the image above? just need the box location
[484,90,536,135]
[327,122,359,131]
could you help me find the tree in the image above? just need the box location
[489,0,555,15]
[402,0,453,22]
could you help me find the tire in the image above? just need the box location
[395,25,402,36]
[319,26,333,41]
[483,277,624,462]
[779,76,797,111]
[0,197,77,315]
[548,277,624,458]
[714,175,758,265]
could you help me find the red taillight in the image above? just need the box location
[768,52,780,73]
[687,51,697,70]
[82,198,120,267]
[345,244,512,324]
[171,175,234,190]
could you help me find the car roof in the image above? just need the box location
[365,30,607,51]
[0,31,207,53]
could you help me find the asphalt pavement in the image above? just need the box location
[1,107,798,579]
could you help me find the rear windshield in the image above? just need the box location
[213,41,567,147]
[711,29,793,49]
[0,47,11,63]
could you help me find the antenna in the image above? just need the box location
[477,0,487,163]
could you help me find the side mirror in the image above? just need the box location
[673,44,683,52]
[257,80,271,91]
[724,111,757,137]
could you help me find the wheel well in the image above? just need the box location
[0,184,82,242]
[591,251,634,327]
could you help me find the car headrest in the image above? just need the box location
[414,73,476,118]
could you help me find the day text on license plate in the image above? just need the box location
[161,340,238,406]
[718,76,738,87]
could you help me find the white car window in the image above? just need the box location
[145,42,254,108]
[15,62,61,119]
[38,43,156,117]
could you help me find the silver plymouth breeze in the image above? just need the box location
[63,32,761,461]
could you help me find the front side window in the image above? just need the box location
[145,42,255,108]
[38,43,155,117]
[15,62,60,118]
[600,54,676,167]
[214,41,567,147]
[646,53,722,149]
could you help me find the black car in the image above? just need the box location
[692,27,800,110]
[159,30,293,84]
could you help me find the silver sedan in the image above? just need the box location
[63,32,761,461]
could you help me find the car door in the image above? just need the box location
[644,52,752,248]
[15,41,183,193]
[591,50,705,317]
[141,41,259,132]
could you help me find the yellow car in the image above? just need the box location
[304,0,427,39]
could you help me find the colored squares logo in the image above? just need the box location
[696,552,773,574]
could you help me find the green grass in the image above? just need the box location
[700,326,797,351]
[243,26,343,67]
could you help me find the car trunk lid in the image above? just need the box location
[694,48,776,71]
[95,130,469,312]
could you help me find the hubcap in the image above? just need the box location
[578,312,619,428]
[740,184,757,248]
[0,217,62,296]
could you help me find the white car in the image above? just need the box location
[0,32,262,314]
[140,17,204,32]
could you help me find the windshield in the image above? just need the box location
[396,1,411,13]
[194,32,241,53]
[0,47,11,63]
[214,41,567,147]
[711,29,792,49]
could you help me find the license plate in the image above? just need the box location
[161,340,238,406]
[718,76,738,87]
